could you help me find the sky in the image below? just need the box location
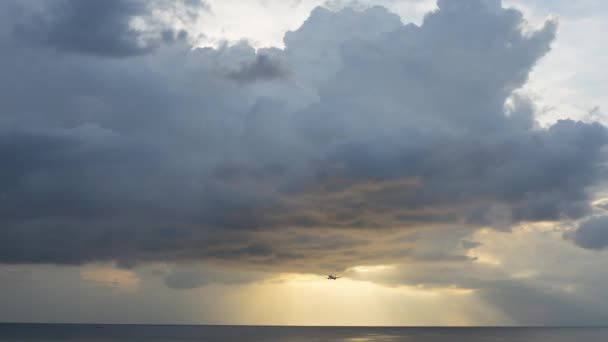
[1,0,608,326]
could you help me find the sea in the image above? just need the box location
[1,324,607,341]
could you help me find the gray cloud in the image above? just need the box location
[566,216,608,250]
[0,0,606,271]
[226,54,288,84]
[163,264,267,289]
[13,0,190,57]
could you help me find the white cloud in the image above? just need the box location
[505,0,608,126]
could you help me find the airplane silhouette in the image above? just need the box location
[327,274,341,280]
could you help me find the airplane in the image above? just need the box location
[327,274,341,280]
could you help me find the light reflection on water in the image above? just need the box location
[344,334,401,342]
[1,324,608,341]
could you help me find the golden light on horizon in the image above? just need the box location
[219,271,488,326]
[350,265,396,273]
[80,265,140,293]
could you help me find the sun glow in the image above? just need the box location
[350,265,396,273]
[221,272,484,326]
[80,265,140,293]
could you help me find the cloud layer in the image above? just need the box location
[0,0,606,272]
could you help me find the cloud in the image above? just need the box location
[346,223,608,325]
[0,0,606,272]
[81,265,140,293]
[163,264,268,289]
[12,0,192,57]
[226,54,288,84]
[566,216,608,250]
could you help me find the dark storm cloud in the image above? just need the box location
[566,216,608,250]
[226,54,288,83]
[14,0,154,57]
[12,0,193,57]
[0,0,606,268]
[0,125,159,220]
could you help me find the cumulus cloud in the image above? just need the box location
[0,0,606,273]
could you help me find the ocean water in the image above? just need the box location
[1,324,607,341]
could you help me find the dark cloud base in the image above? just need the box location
[13,0,191,57]
[567,216,608,250]
[0,0,606,270]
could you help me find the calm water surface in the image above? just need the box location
[1,324,607,341]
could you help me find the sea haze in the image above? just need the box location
[1,324,607,341]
